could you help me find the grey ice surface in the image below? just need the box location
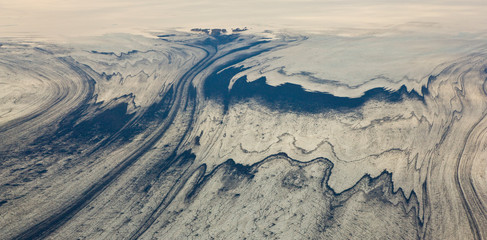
[1,30,487,239]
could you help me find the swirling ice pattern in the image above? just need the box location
[0,33,486,239]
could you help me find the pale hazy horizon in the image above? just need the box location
[1,0,487,38]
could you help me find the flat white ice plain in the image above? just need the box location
[1,27,487,239]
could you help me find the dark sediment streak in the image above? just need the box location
[205,67,429,113]
[9,34,429,239]
[12,44,211,240]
